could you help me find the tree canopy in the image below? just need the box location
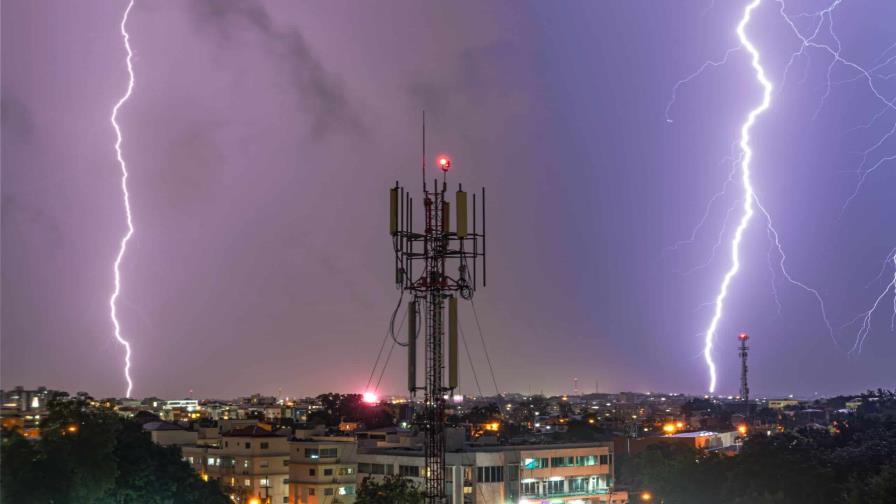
[617,393,896,504]
[1,397,228,504]
[355,475,425,504]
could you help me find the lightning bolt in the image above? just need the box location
[668,0,894,393]
[110,0,136,398]
[698,0,771,393]
[774,0,896,217]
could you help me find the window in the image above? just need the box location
[570,477,588,492]
[324,488,334,496]
[260,442,269,449]
[260,460,269,468]
[260,478,270,487]
[551,456,575,467]
[385,464,394,475]
[283,498,289,503]
[547,479,564,495]
[305,448,319,459]
[324,468,333,476]
[338,467,354,476]
[476,466,504,483]
[358,463,371,473]
[399,465,420,477]
[599,454,609,465]
[522,481,539,495]
[575,455,597,466]
[338,485,355,496]
[243,460,249,468]
[523,457,549,469]
[225,441,229,447]
[320,448,338,458]
[372,464,385,475]
[308,488,315,496]
[283,459,290,467]
[283,478,289,485]
[309,468,316,476]
[244,479,251,487]
[244,442,251,449]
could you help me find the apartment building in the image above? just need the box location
[288,437,358,504]
[184,424,291,504]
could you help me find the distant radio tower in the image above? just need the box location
[573,377,579,396]
[738,332,750,419]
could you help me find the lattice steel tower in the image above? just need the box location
[738,332,750,419]
[388,117,487,502]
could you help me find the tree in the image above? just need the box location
[355,475,425,504]
[1,397,229,503]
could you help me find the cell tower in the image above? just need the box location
[738,332,750,419]
[388,115,487,503]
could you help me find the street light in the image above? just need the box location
[641,491,653,501]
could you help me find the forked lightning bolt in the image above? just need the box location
[669,0,896,392]
[699,0,770,394]
[110,0,136,398]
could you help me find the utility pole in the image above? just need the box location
[388,114,487,503]
[738,332,750,421]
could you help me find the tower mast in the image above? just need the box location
[738,332,750,421]
[389,117,487,502]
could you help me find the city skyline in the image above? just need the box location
[3,0,895,399]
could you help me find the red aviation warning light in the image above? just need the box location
[738,332,749,341]
[438,156,451,171]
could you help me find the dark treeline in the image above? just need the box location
[618,390,896,503]
[1,395,228,504]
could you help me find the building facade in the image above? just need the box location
[185,424,291,504]
[288,438,358,504]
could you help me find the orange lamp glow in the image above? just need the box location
[738,424,748,435]
[362,392,378,404]
[662,423,676,434]
[641,491,653,501]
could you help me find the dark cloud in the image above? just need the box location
[190,0,363,138]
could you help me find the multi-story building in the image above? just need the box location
[185,424,291,504]
[288,437,358,504]
[356,441,626,503]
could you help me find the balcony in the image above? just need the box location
[522,488,610,499]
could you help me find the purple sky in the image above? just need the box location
[2,0,894,399]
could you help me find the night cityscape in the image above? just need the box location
[2,1,894,503]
